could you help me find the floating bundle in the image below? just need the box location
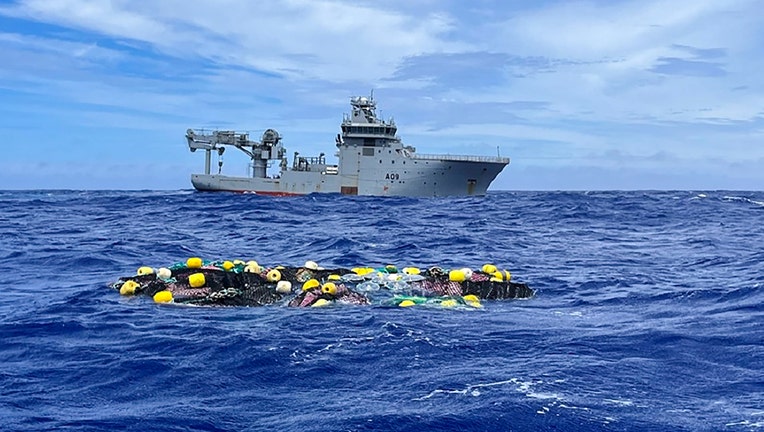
[111,258,534,308]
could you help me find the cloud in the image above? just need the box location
[649,57,726,77]
[671,44,726,60]
[392,52,511,89]
[0,0,458,81]
[471,0,763,123]
[491,0,754,58]
[648,44,728,77]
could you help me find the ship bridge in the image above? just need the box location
[339,96,398,145]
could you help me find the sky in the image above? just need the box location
[1,0,762,191]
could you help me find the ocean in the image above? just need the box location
[0,190,762,431]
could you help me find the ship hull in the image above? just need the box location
[191,172,342,196]
[192,158,507,197]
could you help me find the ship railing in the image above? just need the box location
[189,128,247,135]
[411,153,510,163]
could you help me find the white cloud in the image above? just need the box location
[493,0,755,59]
[461,0,764,126]
[0,0,459,81]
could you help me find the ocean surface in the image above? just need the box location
[0,190,762,431]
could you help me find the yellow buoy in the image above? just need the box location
[276,281,292,294]
[136,266,154,276]
[402,267,421,275]
[462,294,480,303]
[187,257,203,268]
[188,273,206,288]
[353,267,373,276]
[153,290,173,303]
[462,294,482,308]
[119,280,140,296]
[482,264,497,274]
[399,299,416,307]
[328,274,341,281]
[321,282,337,295]
[157,267,172,279]
[266,269,281,282]
[440,299,458,308]
[352,267,373,276]
[449,269,466,282]
[504,270,512,282]
[311,298,331,307]
[244,264,260,273]
[492,271,504,282]
[154,291,172,303]
[246,260,258,268]
[302,279,320,291]
[233,259,245,266]
[222,261,234,271]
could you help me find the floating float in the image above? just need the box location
[110,258,534,308]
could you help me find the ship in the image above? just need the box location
[186,95,510,197]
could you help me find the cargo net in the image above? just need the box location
[111,259,534,309]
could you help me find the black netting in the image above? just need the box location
[111,264,534,307]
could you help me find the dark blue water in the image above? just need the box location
[1,190,762,431]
